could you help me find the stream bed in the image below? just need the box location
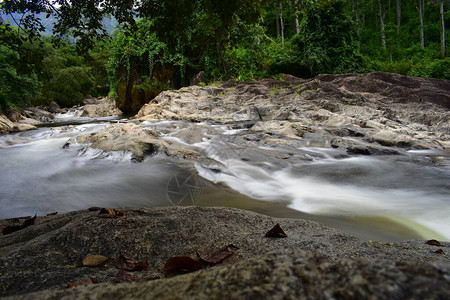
[1,112,449,242]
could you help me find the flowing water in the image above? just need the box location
[1,112,449,241]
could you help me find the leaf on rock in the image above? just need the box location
[163,255,202,274]
[116,254,148,271]
[434,249,446,255]
[197,245,234,264]
[2,215,37,235]
[98,208,125,218]
[265,223,287,238]
[67,278,99,288]
[47,212,58,216]
[88,207,101,211]
[425,239,444,247]
[82,255,108,267]
[21,215,37,227]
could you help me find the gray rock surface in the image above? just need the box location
[1,207,449,298]
[63,123,211,162]
[136,72,450,153]
[80,98,122,118]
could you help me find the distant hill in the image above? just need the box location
[0,12,118,36]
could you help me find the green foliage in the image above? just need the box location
[298,0,363,75]
[410,57,450,80]
[41,66,94,107]
[0,44,40,109]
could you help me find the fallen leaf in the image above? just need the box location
[98,208,125,218]
[67,278,99,288]
[82,255,108,267]
[88,207,101,211]
[2,215,37,235]
[21,215,37,227]
[163,255,202,274]
[434,249,446,255]
[46,212,58,216]
[116,254,148,271]
[425,239,444,247]
[265,223,287,238]
[197,245,234,264]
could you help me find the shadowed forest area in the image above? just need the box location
[1,0,448,113]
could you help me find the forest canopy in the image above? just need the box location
[1,0,448,112]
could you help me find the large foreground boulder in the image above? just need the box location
[1,207,449,298]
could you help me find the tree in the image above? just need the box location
[418,0,425,48]
[396,0,401,35]
[379,0,387,50]
[298,0,363,75]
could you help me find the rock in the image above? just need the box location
[0,207,449,298]
[190,71,206,86]
[135,73,449,154]
[64,123,207,162]
[23,107,54,122]
[0,114,37,134]
[15,123,37,132]
[80,98,122,118]
[17,118,41,126]
[371,129,412,147]
[46,101,61,113]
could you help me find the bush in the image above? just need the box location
[410,58,450,80]
[42,67,94,107]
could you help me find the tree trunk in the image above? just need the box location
[276,5,280,38]
[353,0,361,52]
[396,0,401,35]
[280,3,285,47]
[379,0,387,50]
[418,0,425,48]
[291,0,300,34]
[440,1,446,57]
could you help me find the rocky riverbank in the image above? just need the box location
[62,72,449,166]
[1,207,449,298]
[0,98,122,134]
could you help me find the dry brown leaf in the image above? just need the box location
[88,207,101,211]
[425,239,444,247]
[67,278,99,288]
[265,223,287,238]
[115,254,148,271]
[46,212,58,216]
[82,255,108,267]
[197,245,234,264]
[434,249,446,255]
[163,255,202,274]
[98,208,125,218]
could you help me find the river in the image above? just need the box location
[1,111,449,242]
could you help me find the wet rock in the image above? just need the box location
[0,207,449,298]
[46,102,61,113]
[0,114,37,134]
[23,107,54,122]
[0,114,16,134]
[65,123,208,163]
[80,98,122,118]
[135,73,449,154]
